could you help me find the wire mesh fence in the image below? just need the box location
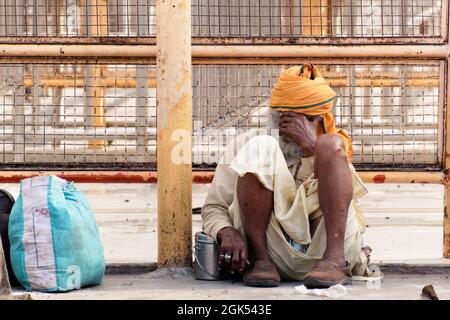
[0,0,156,37]
[193,0,444,38]
[0,62,442,170]
[0,0,444,40]
[0,63,156,169]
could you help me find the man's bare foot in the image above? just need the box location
[302,260,352,289]
[243,259,281,287]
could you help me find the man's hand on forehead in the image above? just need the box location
[279,111,323,158]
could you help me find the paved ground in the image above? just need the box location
[2,182,449,299]
[16,273,450,300]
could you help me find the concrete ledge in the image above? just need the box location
[378,259,450,274]
[105,263,158,275]
[380,264,450,274]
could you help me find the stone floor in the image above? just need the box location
[19,273,450,300]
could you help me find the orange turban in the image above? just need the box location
[270,64,352,160]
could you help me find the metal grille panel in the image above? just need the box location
[0,63,156,169]
[0,0,156,37]
[193,0,443,38]
[0,0,443,39]
[192,63,442,170]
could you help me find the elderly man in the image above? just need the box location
[201,64,371,288]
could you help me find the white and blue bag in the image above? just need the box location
[8,175,105,292]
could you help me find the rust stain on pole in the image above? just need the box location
[444,182,450,258]
[157,0,193,267]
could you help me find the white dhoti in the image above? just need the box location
[201,133,368,280]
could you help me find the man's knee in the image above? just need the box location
[234,135,281,173]
[315,134,346,161]
[237,173,268,195]
[237,173,273,206]
[245,135,280,154]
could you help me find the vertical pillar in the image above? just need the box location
[157,0,193,267]
[445,96,450,258]
[280,0,294,37]
[87,0,107,149]
[444,16,450,257]
[135,1,150,162]
[136,65,149,163]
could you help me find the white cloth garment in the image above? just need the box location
[201,131,368,280]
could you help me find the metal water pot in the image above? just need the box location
[194,231,225,280]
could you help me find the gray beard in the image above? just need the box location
[278,136,302,163]
[267,110,302,162]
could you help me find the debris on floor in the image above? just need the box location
[294,284,347,299]
[138,267,195,280]
[421,284,439,300]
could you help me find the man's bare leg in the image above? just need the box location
[316,134,353,265]
[303,134,353,287]
[237,173,280,287]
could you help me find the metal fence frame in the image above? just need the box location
[0,0,446,44]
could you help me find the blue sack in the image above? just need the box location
[8,175,105,292]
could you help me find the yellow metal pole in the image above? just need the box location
[444,9,450,259]
[444,62,450,258]
[157,0,193,267]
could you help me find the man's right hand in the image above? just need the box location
[279,112,323,158]
[217,227,249,274]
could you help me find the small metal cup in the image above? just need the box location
[194,231,225,280]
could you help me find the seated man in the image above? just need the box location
[201,64,370,288]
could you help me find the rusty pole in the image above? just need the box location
[156,0,193,267]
